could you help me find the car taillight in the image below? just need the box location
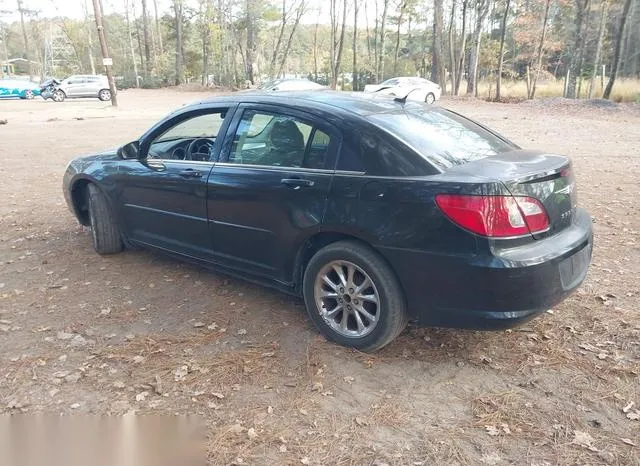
[435,194,550,238]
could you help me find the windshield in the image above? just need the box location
[369,107,515,171]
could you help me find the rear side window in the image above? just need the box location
[368,107,515,171]
[337,127,434,176]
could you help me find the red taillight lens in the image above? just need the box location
[435,194,549,238]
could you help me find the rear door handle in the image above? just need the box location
[281,178,315,189]
[179,169,203,178]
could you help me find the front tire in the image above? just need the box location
[24,90,35,100]
[425,93,436,104]
[98,89,111,101]
[87,184,123,255]
[52,90,65,102]
[303,240,408,352]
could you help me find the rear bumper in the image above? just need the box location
[379,207,593,329]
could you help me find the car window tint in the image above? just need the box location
[158,112,225,142]
[229,110,330,169]
[304,129,331,169]
[368,107,515,170]
[148,111,227,160]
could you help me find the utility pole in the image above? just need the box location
[91,0,118,107]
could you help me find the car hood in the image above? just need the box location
[76,149,119,162]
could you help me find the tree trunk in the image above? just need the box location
[529,0,552,99]
[448,0,457,93]
[141,0,152,77]
[313,20,319,82]
[454,0,468,95]
[277,1,306,78]
[173,0,184,85]
[378,0,390,81]
[125,0,140,86]
[467,0,489,95]
[154,0,164,55]
[245,0,258,84]
[496,0,511,101]
[566,0,591,98]
[334,0,348,88]
[603,0,633,98]
[269,0,287,77]
[432,0,447,94]
[201,0,212,85]
[365,0,372,63]
[16,0,30,77]
[352,1,359,91]
[373,1,379,81]
[85,0,97,75]
[394,2,407,76]
[133,1,146,75]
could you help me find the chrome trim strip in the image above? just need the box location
[211,219,272,234]
[124,204,208,222]
[213,162,333,175]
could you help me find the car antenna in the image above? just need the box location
[393,89,412,104]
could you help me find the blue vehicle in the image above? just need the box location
[0,79,41,99]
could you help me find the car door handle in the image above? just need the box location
[281,178,315,189]
[179,169,203,178]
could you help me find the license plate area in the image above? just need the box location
[559,243,591,290]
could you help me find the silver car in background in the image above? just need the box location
[52,75,114,102]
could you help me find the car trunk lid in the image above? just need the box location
[443,150,577,239]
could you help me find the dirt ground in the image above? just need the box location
[1,89,638,465]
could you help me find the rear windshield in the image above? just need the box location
[368,107,515,171]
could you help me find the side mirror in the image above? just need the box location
[117,140,141,159]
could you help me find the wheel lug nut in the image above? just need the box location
[349,288,354,294]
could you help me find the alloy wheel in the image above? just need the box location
[314,260,380,338]
[99,90,111,101]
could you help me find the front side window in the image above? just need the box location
[148,111,227,161]
[228,110,332,169]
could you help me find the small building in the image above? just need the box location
[1,58,42,78]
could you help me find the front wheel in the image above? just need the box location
[87,184,123,255]
[425,93,436,104]
[98,89,111,101]
[303,240,408,352]
[52,90,65,102]
[24,90,35,100]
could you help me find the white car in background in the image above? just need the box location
[364,77,442,104]
[258,79,326,91]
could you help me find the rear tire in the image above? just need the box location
[87,184,123,255]
[52,90,65,102]
[425,93,436,104]
[302,240,408,352]
[98,89,111,101]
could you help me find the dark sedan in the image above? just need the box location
[63,91,593,351]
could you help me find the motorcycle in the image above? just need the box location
[40,78,62,101]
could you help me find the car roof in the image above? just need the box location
[195,90,430,118]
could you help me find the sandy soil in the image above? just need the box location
[0,89,638,465]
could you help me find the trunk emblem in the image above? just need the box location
[556,184,574,195]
